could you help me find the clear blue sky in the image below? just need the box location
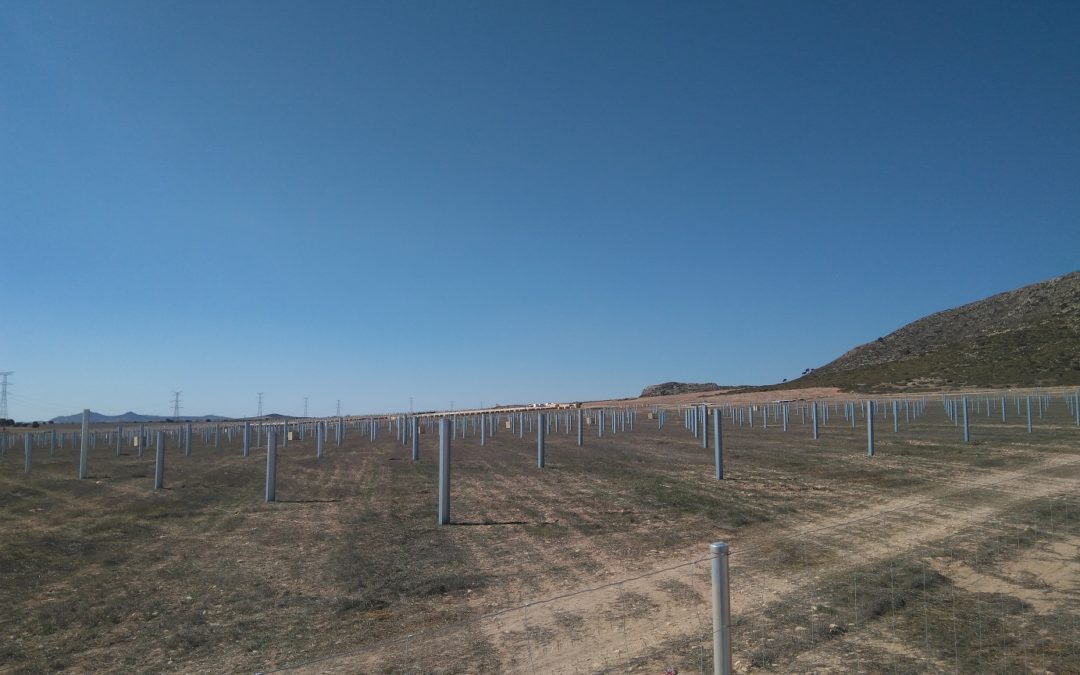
[3,1,1078,420]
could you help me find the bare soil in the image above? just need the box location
[1,389,1078,674]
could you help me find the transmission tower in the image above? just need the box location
[0,372,12,419]
[257,392,264,418]
[171,391,182,418]
[303,397,309,418]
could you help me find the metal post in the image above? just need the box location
[480,414,486,446]
[576,408,584,446]
[317,421,326,458]
[265,429,278,502]
[1026,396,1033,433]
[154,431,165,489]
[115,425,123,456]
[710,541,732,675]
[242,421,250,457]
[438,418,451,525]
[537,412,546,468]
[700,404,709,449]
[24,433,31,474]
[411,416,419,460]
[78,409,90,479]
[892,400,899,433]
[713,408,724,480]
[962,395,970,443]
[811,402,819,440]
[866,400,875,457]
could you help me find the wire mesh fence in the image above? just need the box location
[2,386,1078,674]
[259,457,1080,674]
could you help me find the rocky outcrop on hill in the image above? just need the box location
[639,382,720,398]
[793,270,1080,390]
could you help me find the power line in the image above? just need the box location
[0,372,13,419]
[171,391,182,418]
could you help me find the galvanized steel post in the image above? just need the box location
[154,431,165,489]
[811,402,819,440]
[962,396,970,443]
[411,416,419,461]
[710,541,732,675]
[577,408,584,446]
[713,408,724,480]
[265,429,278,502]
[78,409,90,479]
[866,400,875,457]
[438,418,451,525]
[24,433,31,474]
[537,412,546,468]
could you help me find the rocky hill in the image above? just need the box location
[639,382,720,398]
[790,270,1080,391]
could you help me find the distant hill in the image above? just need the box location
[639,382,721,397]
[49,411,232,424]
[787,270,1080,392]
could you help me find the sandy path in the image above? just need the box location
[477,454,1080,673]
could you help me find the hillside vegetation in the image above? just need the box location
[787,270,1080,392]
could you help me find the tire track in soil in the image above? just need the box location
[472,454,1080,673]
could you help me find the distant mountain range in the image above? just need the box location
[49,411,233,424]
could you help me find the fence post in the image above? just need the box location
[962,395,970,443]
[711,541,732,675]
[411,417,420,460]
[154,431,165,489]
[24,433,31,474]
[866,400,875,457]
[537,412,546,468]
[438,418,451,525]
[811,402,819,440]
[576,408,583,446]
[265,429,277,502]
[713,408,724,480]
[78,409,90,479]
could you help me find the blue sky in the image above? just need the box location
[3,1,1078,419]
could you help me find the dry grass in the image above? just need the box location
[1,397,1078,673]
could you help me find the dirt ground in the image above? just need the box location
[1,387,1078,673]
